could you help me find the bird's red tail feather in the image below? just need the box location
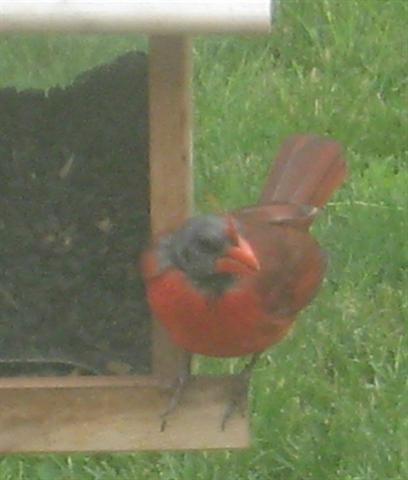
[258,135,346,209]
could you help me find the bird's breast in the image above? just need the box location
[146,268,294,357]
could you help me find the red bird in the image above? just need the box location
[142,135,346,428]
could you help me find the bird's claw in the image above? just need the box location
[159,352,192,432]
[159,375,190,432]
[220,371,250,430]
[220,353,259,431]
[221,394,247,431]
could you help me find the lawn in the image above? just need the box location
[0,0,407,478]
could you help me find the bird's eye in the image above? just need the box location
[196,236,221,253]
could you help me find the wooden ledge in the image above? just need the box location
[0,375,249,452]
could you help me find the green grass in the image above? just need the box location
[1,0,408,478]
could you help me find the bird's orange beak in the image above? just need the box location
[215,235,260,276]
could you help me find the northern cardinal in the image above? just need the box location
[142,134,346,428]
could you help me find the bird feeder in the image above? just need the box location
[0,0,272,452]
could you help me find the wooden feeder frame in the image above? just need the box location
[0,0,272,452]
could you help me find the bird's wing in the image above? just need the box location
[239,220,327,316]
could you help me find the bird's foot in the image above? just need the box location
[221,373,249,430]
[159,352,192,432]
[221,353,260,431]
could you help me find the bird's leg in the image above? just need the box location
[221,352,260,431]
[160,351,192,432]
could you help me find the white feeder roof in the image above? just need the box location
[0,0,273,34]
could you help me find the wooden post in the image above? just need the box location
[149,36,193,382]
